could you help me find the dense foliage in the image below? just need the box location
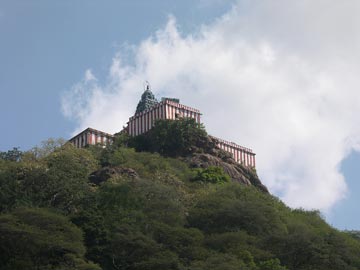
[1,126,360,270]
[127,118,211,157]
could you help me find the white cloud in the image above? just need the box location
[61,1,360,212]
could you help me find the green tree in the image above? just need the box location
[129,118,210,157]
[0,159,24,212]
[0,147,23,161]
[0,208,100,270]
[29,137,66,159]
[151,222,205,264]
[205,231,271,263]
[188,184,287,236]
[20,144,98,212]
[267,209,360,270]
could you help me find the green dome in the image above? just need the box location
[135,88,158,114]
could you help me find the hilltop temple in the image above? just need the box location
[69,85,256,167]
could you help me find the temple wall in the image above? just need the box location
[164,100,201,123]
[69,128,113,148]
[128,102,167,136]
[210,136,256,167]
[127,100,201,136]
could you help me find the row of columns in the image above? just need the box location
[128,103,167,136]
[70,130,113,148]
[71,133,88,148]
[214,137,256,167]
[164,100,201,123]
[127,101,202,136]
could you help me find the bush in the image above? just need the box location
[192,166,230,184]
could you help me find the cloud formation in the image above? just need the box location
[61,1,360,211]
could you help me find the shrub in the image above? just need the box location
[192,166,230,184]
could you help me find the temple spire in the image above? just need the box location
[145,80,150,91]
[135,81,158,114]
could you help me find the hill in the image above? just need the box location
[0,119,360,270]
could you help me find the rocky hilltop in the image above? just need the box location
[91,126,268,193]
[187,152,268,193]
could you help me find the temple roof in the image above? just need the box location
[135,87,158,114]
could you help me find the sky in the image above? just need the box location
[1,0,360,230]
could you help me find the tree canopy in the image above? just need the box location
[128,118,211,157]
[1,125,360,270]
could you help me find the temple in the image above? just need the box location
[127,88,201,136]
[69,85,256,167]
[68,128,114,149]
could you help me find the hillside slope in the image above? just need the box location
[0,121,360,270]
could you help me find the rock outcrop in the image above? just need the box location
[186,152,268,193]
[89,134,268,193]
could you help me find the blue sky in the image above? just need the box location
[0,0,233,150]
[1,1,360,230]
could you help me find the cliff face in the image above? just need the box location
[186,152,268,193]
[182,135,268,192]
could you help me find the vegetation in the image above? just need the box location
[1,122,360,270]
[192,166,231,184]
[127,118,211,157]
